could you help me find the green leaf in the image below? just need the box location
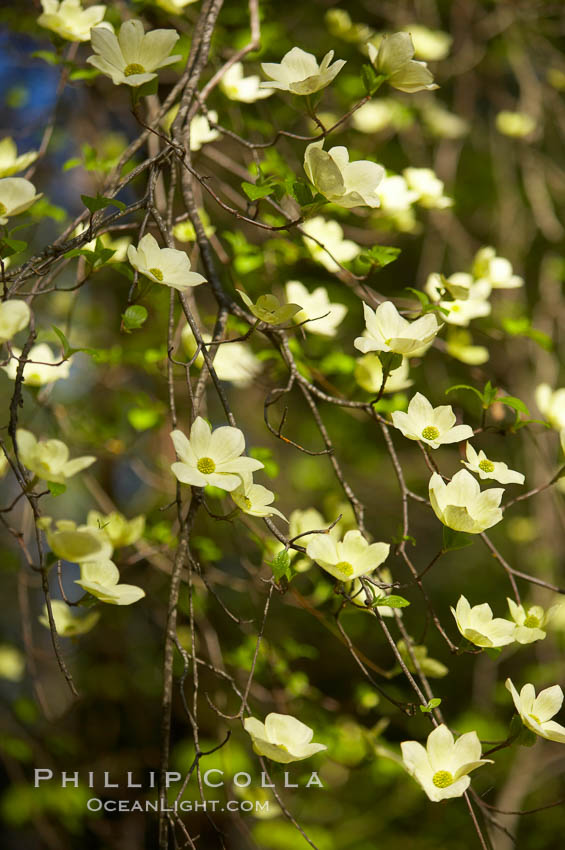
[0,237,27,258]
[361,65,385,96]
[482,380,498,408]
[359,245,401,269]
[498,395,530,416]
[81,193,126,214]
[241,180,275,201]
[373,595,410,609]
[445,384,485,404]
[122,305,148,332]
[131,77,159,105]
[47,481,66,497]
[378,352,403,373]
[420,697,442,713]
[292,181,314,206]
[51,326,96,360]
[485,646,502,660]
[69,68,100,82]
[442,526,474,551]
[32,50,62,65]
[270,550,292,582]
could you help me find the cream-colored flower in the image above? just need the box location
[472,246,523,289]
[39,600,100,637]
[181,327,261,387]
[367,32,438,93]
[220,62,273,102]
[446,330,489,365]
[301,216,360,273]
[507,599,554,644]
[285,280,347,337]
[244,713,326,763]
[260,47,345,95]
[402,25,452,61]
[426,278,491,327]
[87,510,145,548]
[462,443,524,485]
[451,595,516,647]
[0,138,38,177]
[377,174,418,213]
[354,301,442,356]
[188,111,220,150]
[403,167,452,209]
[355,353,412,394]
[306,528,390,582]
[127,233,206,290]
[422,104,468,139]
[535,384,565,431]
[0,177,42,224]
[391,393,473,448]
[16,429,95,483]
[304,141,384,208]
[154,0,198,13]
[231,472,286,521]
[281,507,325,572]
[506,679,565,743]
[239,291,301,325]
[87,19,181,87]
[496,111,536,138]
[426,272,474,301]
[0,300,30,344]
[429,470,504,533]
[401,724,492,802]
[38,0,107,42]
[171,417,263,492]
[39,517,113,563]
[75,559,145,606]
[0,645,25,681]
[351,100,396,134]
[3,344,71,386]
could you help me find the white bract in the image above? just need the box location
[0,138,38,177]
[451,595,516,648]
[39,517,113,563]
[391,393,473,448]
[39,600,100,637]
[87,510,145,548]
[472,246,524,289]
[155,0,198,13]
[87,19,181,87]
[302,216,360,272]
[367,32,438,93]
[304,141,384,208]
[462,443,524,485]
[355,353,412,394]
[429,470,504,533]
[170,417,263,492]
[535,384,565,431]
[231,472,287,521]
[260,47,345,95]
[180,327,262,387]
[402,25,452,61]
[188,111,220,151]
[377,174,418,213]
[507,599,554,644]
[220,62,273,102]
[0,300,30,344]
[0,177,42,224]
[496,111,536,138]
[401,724,492,802]
[426,277,491,327]
[285,281,347,337]
[244,713,326,763]
[239,291,302,325]
[38,0,107,42]
[127,233,206,290]
[306,528,390,582]
[75,559,145,606]
[16,429,95,483]
[354,301,442,356]
[506,679,565,743]
[403,167,452,209]
[3,344,71,386]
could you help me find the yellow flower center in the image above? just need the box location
[242,496,252,509]
[450,304,461,312]
[197,457,216,475]
[149,267,164,281]
[432,770,454,788]
[336,561,354,577]
[479,459,495,473]
[124,63,146,77]
[421,426,440,441]
[524,614,540,628]
[0,202,6,215]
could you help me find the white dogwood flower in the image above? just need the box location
[75,559,145,606]
[170,417,263,492]
[306,528,390,582]
[38,0,107,42]
[0,177,42,224]
[180,328,261,387]
[244,713,326,763]
[285,281,347,336]
[304,141,384,208]
[391,393,473,448]
[535,384,565,431]
[472,246,523,289]
[302,216,360,272]
[451,595,516,648]
[260,47,345,95]
[239,291,302,325]
[355,353,412,394]
[38,517,113,563]
[16,429,95,483]
[3,344,71,386]
[429,280,491,327]
[220,62,273,102]
[155,0,198,13]
[0,138,38,177]
[39,600,100,637]
[429,470,504,533]
[377,174,418,213]
[506,679,565,743]
[127,233,206,290]
[462,443,524,485]
[231,472,286,521]
[188,111,220,150]
[367,32,438,93]
[402,25,452,61]
[87,511,145,548]
[403,167,452,209]
[87,19,181,87]
[507,599,554,644]
[0,300,30,344]
[354,301,442,356]
[401,724,492,802]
